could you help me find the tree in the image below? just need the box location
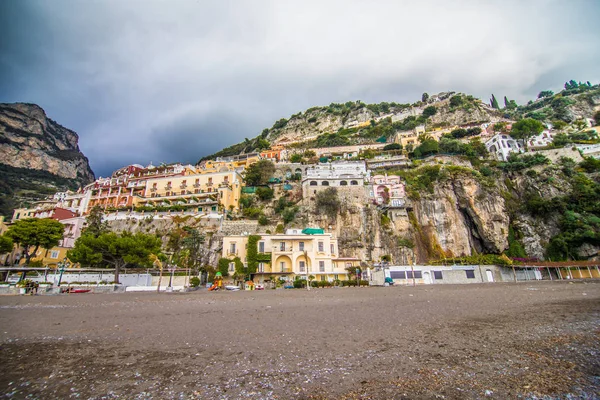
[315,188,341,220]
[256,187,274,201]
[538,90,554,98]
[6,218,64,264]
[493,122,508,133]
[439,137,464,154]
[422,93,429,103]
[413,139,439,158]
[281,206,298,224]
[510,118,544,151]
[243,160,276,186]
[552,133,571,147]
[422,106,437,117]
[490,94,499,109]
[383,143,402,151]
[450,95,463,107]
[0,234,13,254]
[68,232,162,283]
[84,206,108,237]
[218,257,230,277]
[304,150,316,158]
[289,153,304,163]
[255,138,270,150]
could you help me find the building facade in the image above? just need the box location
[485,134,523,161]
[221,230,356,283]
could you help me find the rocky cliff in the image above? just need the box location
[0,103,95,216]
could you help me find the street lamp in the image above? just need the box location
[57,257,70,287]
[167,265,176,291]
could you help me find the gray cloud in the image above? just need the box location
[1,0,599,176]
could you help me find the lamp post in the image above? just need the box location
[57,257,70,287]
[167,265,176,291]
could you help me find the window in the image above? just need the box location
[280,262,285,272]
[299,242,304,251]
[350,180,358,185]
[228,262,235,272]
[310,181,318,186]
[320,275,326,281]
[259,242,265,252]
[334,274,339,280]
[466,270,476,279]
[390,271,406,279]
[258,262,265,273]
[318,242,324,252]
[322,181,330,186]
[319,261,325,272]
[330,244,335,254]
[280,242,286,251]
[340,180,348,186]
[299,261,305,272]
[433,271,443,280]
[406,271,422,279]
[50,250,60,259]
[229,243,236,254]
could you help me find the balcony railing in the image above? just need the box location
[164,185,172,190]
[180,184,187,189]
[193,183,201,188]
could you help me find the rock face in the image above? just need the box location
[0,103,94,183]
[0,103,95,216]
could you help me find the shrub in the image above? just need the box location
[258,215,269,225]
[315,188,341,219]
[243,207,263,219]
[256,187,274,201]
[189,277,201,287]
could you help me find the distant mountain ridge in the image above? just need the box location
[0,103,95,217]
[200,83,600,162]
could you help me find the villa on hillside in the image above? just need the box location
[301,161,369,197]
[485,134,523,161]
[221,229,360,284]
[369,174,406,208]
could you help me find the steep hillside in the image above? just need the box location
[201,82,600,162]
[0,103,95,217]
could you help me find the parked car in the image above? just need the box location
[255,284,265,290]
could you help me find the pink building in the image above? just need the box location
[370,174,406,208]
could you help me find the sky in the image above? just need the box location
[1,0,599,177]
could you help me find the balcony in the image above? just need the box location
[227,250,238,256]
[180,184,187,189]
[206,182,213,186]
[150,187,157,192]
[193,183,201,188]
[164,185,172,190]
[273,246,293,254]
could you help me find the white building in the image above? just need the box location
[485,134,523,161]
[527,130,555,149]
[302,161,368,194]
[576,143,600,159]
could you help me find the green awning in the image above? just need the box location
[301,228,324,235]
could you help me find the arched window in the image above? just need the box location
[340,180,348,186]
[322,181,330,186]
[350,180,358,185]
[310,181,318,186]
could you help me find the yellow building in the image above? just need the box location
[221,229,360,283]
[139,170,244,212]
[27,246,71,268]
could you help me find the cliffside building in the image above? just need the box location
[485,134,523,161]
[301,161,369,197]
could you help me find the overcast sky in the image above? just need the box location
[1,0,599,177]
